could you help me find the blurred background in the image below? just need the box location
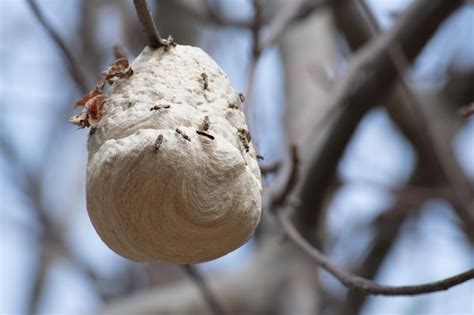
[1,0,473,314]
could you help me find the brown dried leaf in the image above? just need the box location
[69,94,107,129]
[86,95,107,122]
[75,89,100,107]
[74,80,105,107]
[96,79,106,91]
[102,58,133,83]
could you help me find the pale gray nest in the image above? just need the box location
[86,46,262,264]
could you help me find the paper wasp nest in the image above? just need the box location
[85,46,262,264]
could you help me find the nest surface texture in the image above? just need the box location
[86,46,262,264]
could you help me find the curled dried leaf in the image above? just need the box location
[86,95,107,122]
[102,58,133,83]
[69,95,107,129]
[96,79,106,91]
[74,80,105,107]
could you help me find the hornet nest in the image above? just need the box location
[71,45,262,264]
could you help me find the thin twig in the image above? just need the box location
[260,161,282,176]
[26,0,88,92]
[182,265,225,315]
[262,144,301,218]
[243,0,264,119]
[273,145,300,207]
[28,250,51,315]
[251,0,263,57]
[277,208,474,296]
[133,0,167,48]
[26,0,90,161]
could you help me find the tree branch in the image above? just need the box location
[99,240,318,315]
[112,44,128,59]
[277,208,474,296]
[294,0,462,237]
[355,0,474,231]
[258,0,330,52]
[182,265,226,315]
[458,103,474,118]
[26,0,88,92]
[243,0,264,121]
[245,0,331,120]
[339,164,437,314]
[133,0,169,48]
[260,161,282,176]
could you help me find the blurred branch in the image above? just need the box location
[99,239,318,314]
[458,103,474,118]
[113,44,128,59]
[0,107,106,310]
[26,0,88,91]
[277,207,474,296]
[263,144,301,214]
[245,0,329,125]
[182,265,226,315]
[258,0,330,52]
[259,161,282,176]
[257,0,309,53]
[339,165,436,314]
[203,0,253,28]
[243,0,264,118]
[271,146,300,207]
[173,0,330,35]
[340,178,451,207]
[355,0,474,232]
[133,0,168,48]
[170,0,252,28]
[251,0,263,63]
[28,251,52,315]
[295,0,461,237]
[326,0,467,309]
[0,14,99,300]
[339,208,407,312]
